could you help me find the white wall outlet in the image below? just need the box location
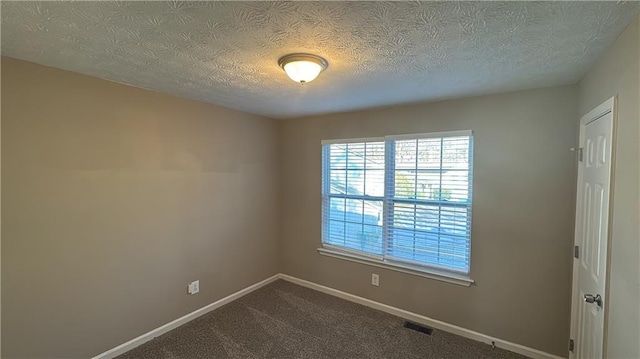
[188,280,200,295]
[371,273,379,286]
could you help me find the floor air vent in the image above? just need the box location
[403,321,434,335]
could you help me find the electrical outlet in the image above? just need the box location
[371,273,379,286]
[188,280,200,295]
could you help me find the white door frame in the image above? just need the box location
[569,96,617,358]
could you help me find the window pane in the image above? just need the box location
[363,200,383,226]
[329,197,345,220]
[441,170,470,202]
[327,220,345,246]
[389,228,416,260]
[329,170,346,194]
[326,142,384,198]
[366,142,385,170]
[393,202,415,229]
[394,170,416,199]
[346,169,364,195]
[414,204,440,232]
[324,196,383,256]
[440,205,470,236]
[364,169,384,197]
[395,139,418,170]
[415,171,441,200]
[442,136,470,167]
[344,198,364,224]
[362,225,383,254]
[343,198,379,254]
[417,138,442,166]
[345,143,365,169]
[329,145,347,168]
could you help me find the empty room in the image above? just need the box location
[1,1,639,359]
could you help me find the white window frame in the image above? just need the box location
[319,130,474,286]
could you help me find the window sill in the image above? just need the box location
[317,247,474,287]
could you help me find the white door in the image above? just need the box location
[570,98,615,359]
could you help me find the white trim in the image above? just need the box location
[321,130,473,145]
[92,274,280,359]
[318,247,473,286]
[93,273,563,359]
[279,274,565,359]
[321,136,385,145]
[385,129,473,140]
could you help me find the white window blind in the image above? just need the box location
[321,131,473,275]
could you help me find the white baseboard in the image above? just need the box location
[94,273,565,359]
[92,274,280,359]
[279,274,566,359]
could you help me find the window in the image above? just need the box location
[321,131,473,279]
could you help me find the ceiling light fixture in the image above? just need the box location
[278,53,328,84]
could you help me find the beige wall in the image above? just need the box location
[578,16,640,359]
[279,85,579,356]
[1,57,280,358]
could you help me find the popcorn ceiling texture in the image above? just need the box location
[1,1,638,119]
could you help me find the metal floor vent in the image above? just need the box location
[403,321,434,335]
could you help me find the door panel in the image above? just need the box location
[572,107,613,359]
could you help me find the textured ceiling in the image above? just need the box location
[2,1,638,119]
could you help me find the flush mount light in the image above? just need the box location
[278,53,328,84]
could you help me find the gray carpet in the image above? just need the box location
[116,280,528,359]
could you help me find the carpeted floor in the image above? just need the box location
[116,280,528,359]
